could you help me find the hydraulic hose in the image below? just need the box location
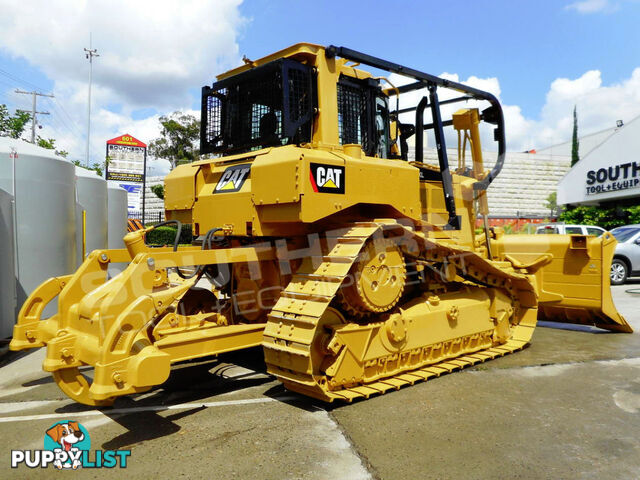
[144,219,197,280]
[202,228,232,288]
[145,219,183,252]
[175,227,231,282]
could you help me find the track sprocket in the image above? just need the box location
[337,238,406,317]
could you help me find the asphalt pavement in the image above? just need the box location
[1,281,639,479]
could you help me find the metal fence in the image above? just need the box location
[127,210,164,225]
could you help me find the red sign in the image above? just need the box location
[106,134,147,148]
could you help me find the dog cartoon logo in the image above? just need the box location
[44,421,91,470]
[12,420,131,469]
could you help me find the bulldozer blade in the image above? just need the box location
[495,232,632,333]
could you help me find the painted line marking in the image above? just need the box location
[0,385,40,399]
[0,400,61,414]
[0,396,299,423]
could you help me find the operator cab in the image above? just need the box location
[201,56,395,160]
[335,75,392,159]
[200,58,316,155]
[200,44,506,232]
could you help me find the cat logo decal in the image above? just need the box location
[309,163,345,194]
[215,164,251,193]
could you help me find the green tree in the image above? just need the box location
[38,138,107,177]
[71,159,106,177]
[544,192,559,217]
[0,104,31,139]
[558,204,640,230]
[571,105,579,166]
[151,184,164,199]
[37,136,69,158]
[148,111,200,170]
[37,136,55,149]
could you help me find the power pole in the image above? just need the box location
[14,89,54,143]
[84,38,99,166]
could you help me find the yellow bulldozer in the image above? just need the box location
[10,44,632,405]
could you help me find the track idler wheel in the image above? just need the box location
[338,238,406,317]
[52,368,115,407]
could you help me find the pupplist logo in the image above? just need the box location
[11,420,131,470]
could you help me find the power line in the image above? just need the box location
[42,97,84,139]
[0,67,47,92]
[14,89,54,143]
[51,97,84,137]
[3,90,28,110]
[41,99,73,133]
[0,66,84,139]
[1,92,17,108]
[40,110,73,140]
[0,77,16,90]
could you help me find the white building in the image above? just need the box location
[141,175,166,223]
[144,118,627,223]
[557,116,640,206]
[412,146,571,219]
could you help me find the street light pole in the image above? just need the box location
[84,36,99,166]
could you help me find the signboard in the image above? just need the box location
[118,183,144,210]
[585,161,640,195]
[557,120,640,205]
[105,134,147,212]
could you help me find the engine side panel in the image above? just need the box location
[167,146,423,237]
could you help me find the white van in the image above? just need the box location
[535,224,606,236]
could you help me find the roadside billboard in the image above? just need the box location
[105,134,147,212]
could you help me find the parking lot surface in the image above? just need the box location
[1,282,639,479]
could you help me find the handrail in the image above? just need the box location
[326,45,505,192]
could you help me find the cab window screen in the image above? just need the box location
[337,76,378,156]
[201,59,314,155]
[337,82,364,145]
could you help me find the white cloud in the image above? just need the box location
[389,72,533,154]
[390,66,640,154]
[2,2,639,172]
[0,0,247,168]
[0,0,245,109]
[536,68,640,148]
[565,0,616,13]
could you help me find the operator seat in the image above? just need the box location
[259,111,279,146]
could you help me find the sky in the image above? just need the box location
[0,0,639,175]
